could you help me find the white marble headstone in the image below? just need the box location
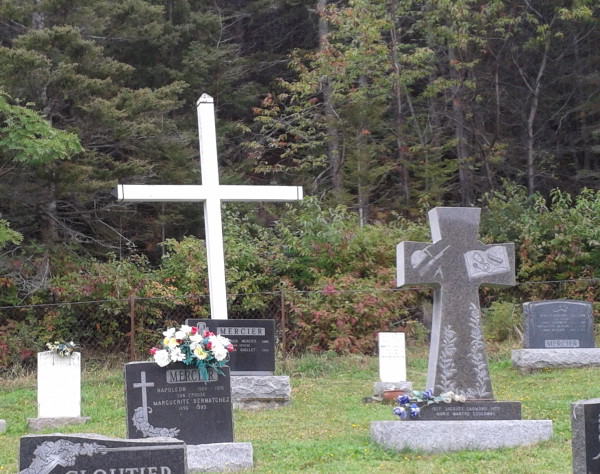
[37,351,81,418]
[378,332,406,382]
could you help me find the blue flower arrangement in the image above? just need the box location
[393,389,466,420]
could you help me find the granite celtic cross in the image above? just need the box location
[397,207,515,399]
[112,94,303,319]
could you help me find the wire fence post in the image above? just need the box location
[129,295,136,362]
[280,288,286,361]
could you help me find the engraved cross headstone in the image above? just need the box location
[133,371,154,422]
[397,207,515,399]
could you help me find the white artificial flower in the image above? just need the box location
[439,392,454,404]
[213,345,228,361]
[170,347,185,362]
[174,330,186,340]
[154,350,170,367]
[190,342,198,350]
[215,335,231,347]
[454,394,466,403]
[180,325,192,334]
[167,338,178,350]
[189,334,203,343]
[163,328,176,338]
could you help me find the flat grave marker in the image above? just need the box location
[125,361,233,445]
[18,433,186,474]
[185,319,275,375]
[378,332,406,382]
[524,300,595,349]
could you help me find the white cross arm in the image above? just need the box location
[112,184,303,203]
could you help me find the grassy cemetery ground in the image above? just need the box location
[0,343,594,474]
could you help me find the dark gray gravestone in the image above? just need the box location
[397,207,515,399]
[18,433,186,474]
[125,361,233,445]
[415,400,521,421]
[185,319,275,375]
[572,398,600,474]
[524,300,595,349]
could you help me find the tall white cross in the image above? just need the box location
[112,94,303,319]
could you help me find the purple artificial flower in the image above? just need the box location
[423,389,434,400]
[396,395,410,405]
[410,403,420,418]
[393,406,407,420]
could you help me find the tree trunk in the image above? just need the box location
[318,0,343,194]
[449,48,470,206]
[166,0,173,22]
[388,0,409,205]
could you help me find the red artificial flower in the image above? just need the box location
[227,344,234,352]
[148,348,157,355]
[191,327,197,335]
[203,330,210,337]
[206,342,212,350]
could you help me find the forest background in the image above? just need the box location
[1,0,600,364]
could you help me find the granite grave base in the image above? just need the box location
[512,348,600,372]
[372,381,413,398]
[231,376,290,410]
[188,442,253,473]
[370,420,552,453]
[27,416,91,432]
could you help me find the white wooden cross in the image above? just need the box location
[112,94,303,319]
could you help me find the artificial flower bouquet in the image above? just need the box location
[393,389,466,420]
[46,341,78,358]
[149,324,234,381]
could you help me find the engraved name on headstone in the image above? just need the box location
[37,352,81,418]
[397,207,515,399]
[378,333,406,382]
[524,300,595,349]
[125,361,233,445]
[185,319,275,375]
[415,400,521,421]
[18,434,186,474]
[572,398,600,474]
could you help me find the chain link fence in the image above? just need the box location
[1,280,599,375]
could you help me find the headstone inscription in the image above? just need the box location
[37,352,81,418]
[415,400,521,421]
[124,361,233,445]
[397,207,515,399]
[18,434,186,474]
[572,398,600,474]
[378,332,406,382]
[185,319,275,375]
[524,300,595,349]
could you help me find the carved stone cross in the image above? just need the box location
[397,207,515,399]
[133,371,154,422]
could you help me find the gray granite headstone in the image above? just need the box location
[18,433,186,474]
[397,207,515,399]
[572,398,600,474]
[185,319,275,375]
[524,300,595,349]
[125,361,233,445]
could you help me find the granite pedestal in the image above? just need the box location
[188,442,253,473]
[231,375,290,410]
[27,416,91,432]
[512,348,600,372]
[372,381,413,398]
[370,420,552,453]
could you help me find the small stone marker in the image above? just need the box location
[524,300,595,349]
[415,400,521,421]
[0,419,5,434]
[378,332,406,382]
[185,319,275,374]
[572,398,600,474]
[125,361,233,445]
[18,433,186,474]
[396,207,515,398]
[37,351,81,417]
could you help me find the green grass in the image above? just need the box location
[0,343,592,473]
